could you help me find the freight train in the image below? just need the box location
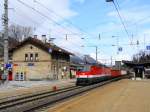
[76,64,123,86]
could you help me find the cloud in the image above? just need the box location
[7,0,78,27]
[37,0,78,20]
[93,22,122,34]
[108,5,150,27]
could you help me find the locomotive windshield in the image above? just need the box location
[81,65,91,72]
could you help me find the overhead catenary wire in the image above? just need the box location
[114,0,121,11]
[0,0,135,60]
[9,1,57,35]
[15,0,86,50]
[15,0,87,43]
[16,0,81,35]
[9,1,53,32]
[0,0,137,60]
[5,1,84,54]
[33,0,99,40]
[9,0,102,42]
[129,15,150,28]
[112,0,130,38]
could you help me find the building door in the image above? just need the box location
[15,72,25,81]
[8,71,13,81]
[134,66,144,78]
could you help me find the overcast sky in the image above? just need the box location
[1,0,150,65]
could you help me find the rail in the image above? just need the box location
[0,75,129,112]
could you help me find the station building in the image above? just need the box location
[122,60,150,79]
[9,37,73,81]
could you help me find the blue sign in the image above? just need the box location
[48,48,52,53]
[118,47,123,52]
[28,63,34,66]
[5,64,12,69]
[146,46,150,50]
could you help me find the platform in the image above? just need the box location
[46,79,150,112]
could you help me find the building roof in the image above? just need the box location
[70,55,85,64]
[10,37,73,55]
[122,60,150,67]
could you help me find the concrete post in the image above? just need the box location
[3,0,9,81]
[142,71,145,79]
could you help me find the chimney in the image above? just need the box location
[48,38,55,43]
[42,35,47,43]
[34,35,37,38]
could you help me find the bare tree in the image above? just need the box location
[132,50,150,63]
[21,26,33,39]
[8,24,33,41]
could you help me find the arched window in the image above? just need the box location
[30,53,33,61]
[35,53,39,61]
[25,54,28,61]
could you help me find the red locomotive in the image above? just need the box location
[76,64,122,85]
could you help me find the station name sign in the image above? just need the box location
[146,45,150,50]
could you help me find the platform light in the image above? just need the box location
[106,0,114,2]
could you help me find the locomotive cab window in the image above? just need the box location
[81,65,91,72]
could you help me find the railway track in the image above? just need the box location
[0,75,129,112]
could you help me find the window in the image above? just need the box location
[30,53,33,61]
[35,53,39,61]
[20,72,24,80]
[25,54,28,61]
[15,72,19,81]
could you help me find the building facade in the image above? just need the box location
[11,37,72,81]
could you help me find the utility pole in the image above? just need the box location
[98,34,101,40]
[65,34,68,40]
[3,0,9,80]
[96,46,98,63]
[111,56,112,66]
